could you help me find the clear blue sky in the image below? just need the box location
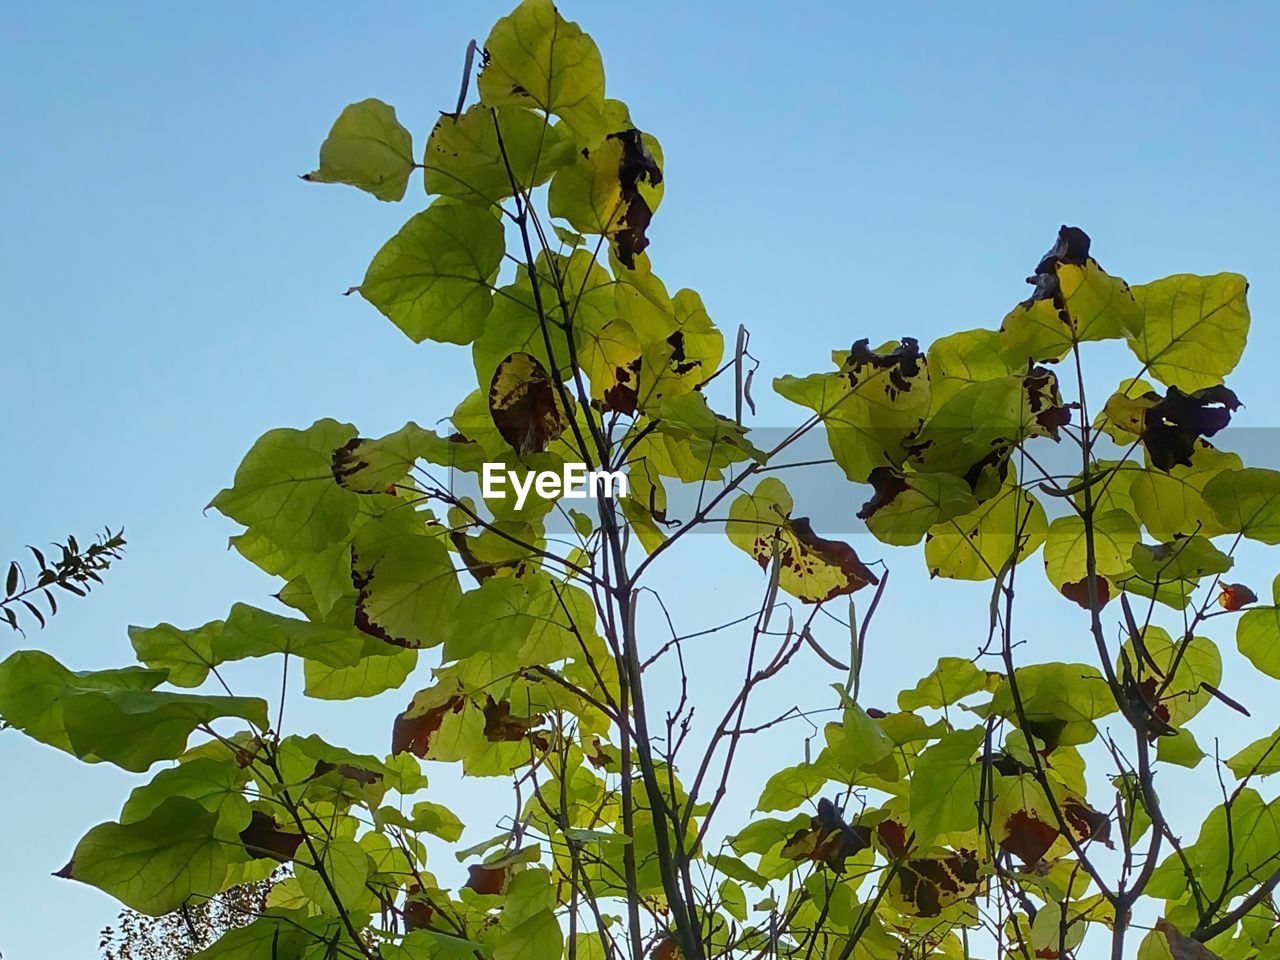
[3,2,1278,956]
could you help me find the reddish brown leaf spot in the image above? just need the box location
[403,886,435,932]
[999,810,1059,865]
[897,850,981,917]
[464,862,511,896]
[875,818,911,858]
[1218,583,1258,611]
[857,467,910,521]
[392,694,467,757]
[609,128,662,269]
[1063,800,1113,848]
[488,352,568,455]
[239,811,304,862]
[1060,575,1110,610]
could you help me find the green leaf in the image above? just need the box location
[1128,536,1233,584]
[493,907,564,960]
[60,797,228,915]
[121,753,252,836]
[210,419,359,553]
[720,878,748,922]
[360,201,504,345]
[924,477,1047,581]
[1130,443,1243,541]
[1203,468,1280,545]
[130,603,368,688]
[909,727,985,845]
[925,328,1013,411]
[303,98,414,202]
[987,662,1118,748]
[303,639,417,700]
[1236,599,1280,680]
[1147,789,1280,905]
[188,911,337,960]
[297,838,369,915]
[408,800,466,842]
[898,657,994,710]
[0,650,268,771]
[479,0,609,148]
[1157,729,1205,769]
[756,762,829,813]
[1226,728,1280,779]
[425,104,576,205]
[820,703,894,780]
[1128,273,1250,391]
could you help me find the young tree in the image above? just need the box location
[1,2,1275,958]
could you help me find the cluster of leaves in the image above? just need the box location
[3,3,1279,959]
[3,528,125,633]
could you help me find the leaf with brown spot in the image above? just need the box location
[875,818,911,858]
[482,697,548,750]
[464,862,511,896]
[239,810,304,862]
[488,352,569,455]
[779,797,870,873]
[392,688,467,757]
[403,888,435,932]
[999,809,1059,864]
[1063,799,1112,848]
[728,477,879,604]
[897,850,982,917]
[1218,582,1258,611]
[1060,575,1110,610]
[1140,385,1241,472]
